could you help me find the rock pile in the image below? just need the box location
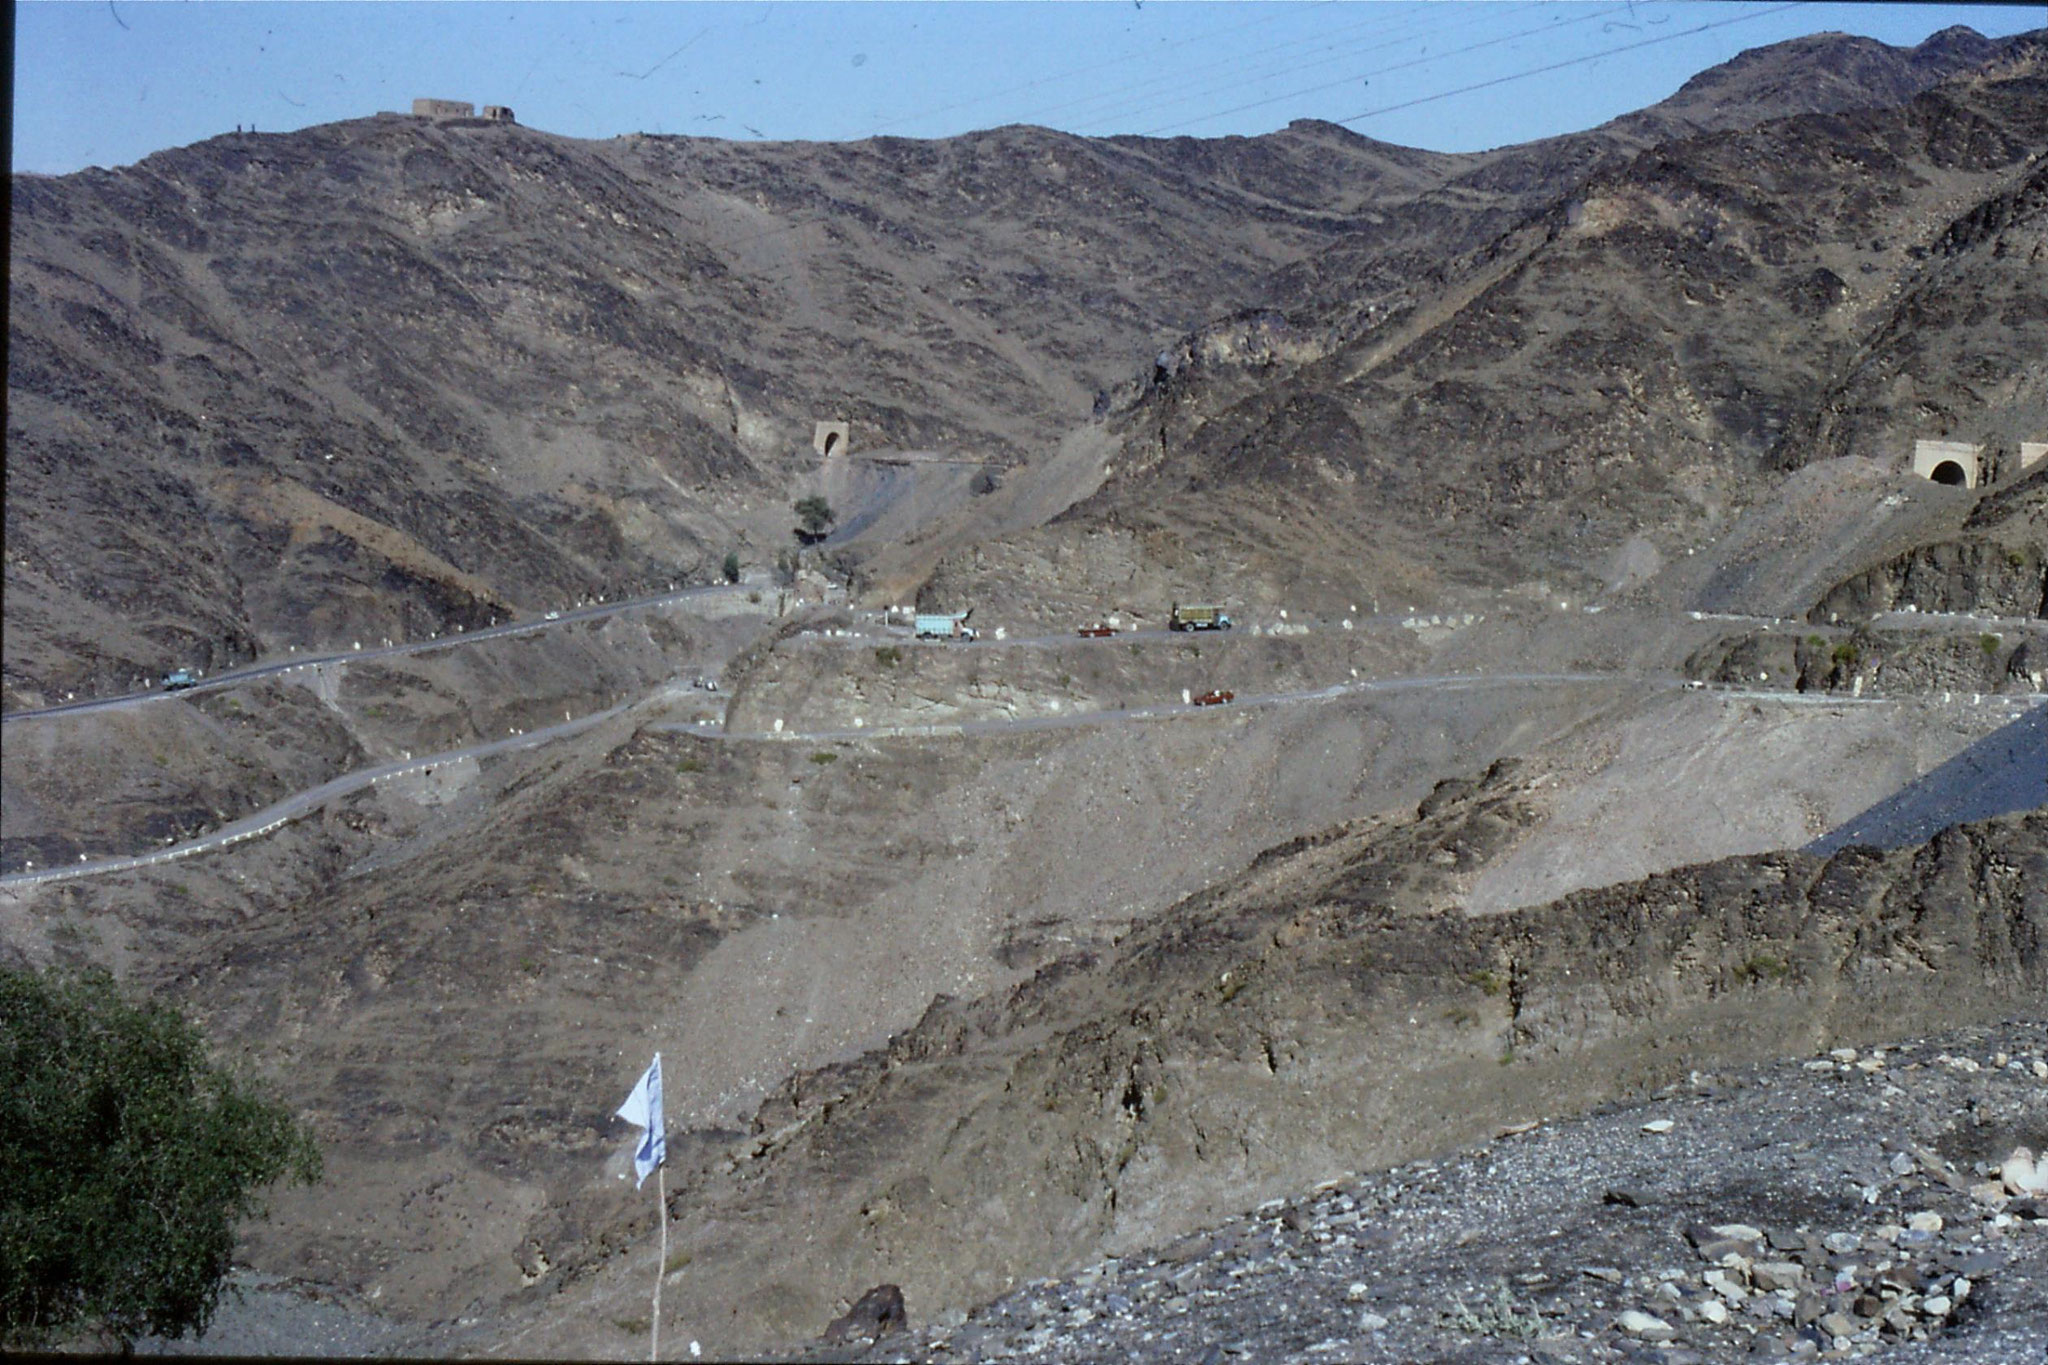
[1659,1197,2022,1358]
[805,1024,2048,1364]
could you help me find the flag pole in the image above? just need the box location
[618,1053,668,1360]
[651,1161,667,1362]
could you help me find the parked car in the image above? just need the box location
[1192,689,1235,706]
[160,668,198,692]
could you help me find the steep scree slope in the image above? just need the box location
[524,794,2043,1356]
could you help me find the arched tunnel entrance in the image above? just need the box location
[813,419,851,459]
[1912,439,1978,489]
[822,431,841,457]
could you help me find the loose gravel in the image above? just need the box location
[805,1021,2048,1365]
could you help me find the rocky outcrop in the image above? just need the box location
[1682,625,2040,698]
[801,1023,2048,1365]
[930,37,2048,626]
[1810,539,2047,623]
[620,788,2045,1356]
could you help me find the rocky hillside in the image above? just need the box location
[517,788,2044,1356]
[923,35,2047,627]
[1808,466,2048,624]
[8,28,2039,706]
[5,115,1457,706]
[800,1020,2048,1365]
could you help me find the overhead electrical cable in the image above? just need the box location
[1062,1,1547,134]
[1006,1,1480,132]
[860,0,1337,137]
[657,2,1810,276]
[1130,1,1639,137]
[1333,1,1808,127]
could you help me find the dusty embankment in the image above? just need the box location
[0,604,761,871]
[1804,464,2048,624]
[8,650,2033,1354]
[721,623,1429,734]
[1660,460,1989,620]
[1457,694,2043,914]
[516,799,2045,1360]
[803,1019,2048,1365]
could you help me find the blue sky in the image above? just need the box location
[14,2,2043,175]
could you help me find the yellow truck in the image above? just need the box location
[1168,603,1233,632]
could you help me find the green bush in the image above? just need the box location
[1,967,320,1349]
[1442,1284,1545,1339]
[721,551,741,584]
[873,645,902,668]
[1737,952,1791,984]
[1830,642,1859,667]
[1465,969,1507,997]
[809,751,838,765]
[792,496,835,542]
[1981,634,2001,655]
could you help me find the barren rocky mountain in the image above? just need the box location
[7,27,2039,704]
[921,37,2047,629]
[4,111,1454,705]
[506,796,2044,1357]
[4,22,2045,1365]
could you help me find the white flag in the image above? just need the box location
[616,1053,665,1188]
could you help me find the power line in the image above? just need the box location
[860,1,1339,138]
[1011,2,1468,132]
[1333,1,1808,127]
[1129,1,1638,137]
[658,2,1811,275]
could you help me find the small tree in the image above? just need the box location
[1,966,321,1349]
[721,550,742,584]
[792,495,835,544]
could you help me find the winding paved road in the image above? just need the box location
[2,697,641,888]
[3,669,1937,891]
[1,583,750,725]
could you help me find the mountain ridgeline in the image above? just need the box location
[7,26,2048,1361]
[7,27,2045,705]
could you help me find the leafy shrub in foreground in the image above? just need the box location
[0,966,320,1349]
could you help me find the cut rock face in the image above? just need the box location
[822,1283,908,1344]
